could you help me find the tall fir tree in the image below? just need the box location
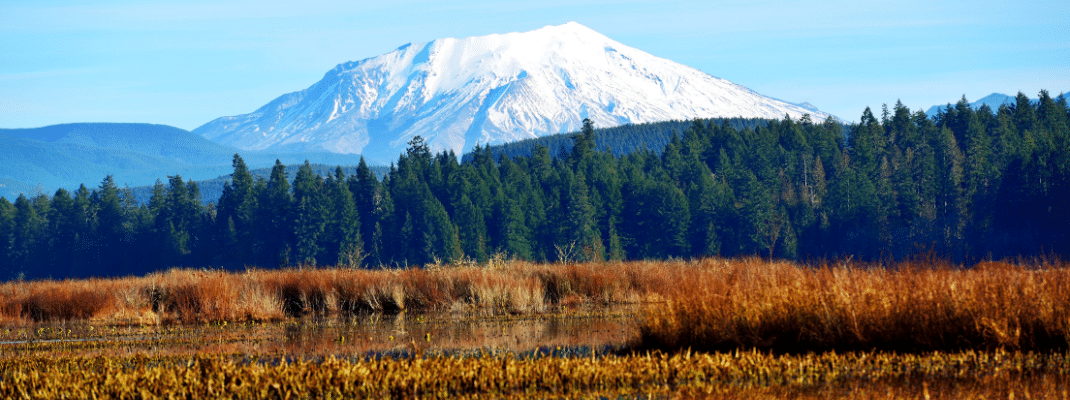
[216,154,257,267]
[10,195,42,278]
[0,198,15,279]
[326,167,363,267]
[46,188,77,273]
[562,170,603,262]
[257,160,293,267]
[94,176,128,276]
[291,161,329,265]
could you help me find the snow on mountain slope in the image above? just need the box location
[194,22,833,164]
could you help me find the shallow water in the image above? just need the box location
[0,305,644,358]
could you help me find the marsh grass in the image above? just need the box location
[636,257,1070,353]
[4,256,1070,398]
[5,256,1069,355]
[0,260,678,327]
[2,349,1068,399]
[0,279,116,325]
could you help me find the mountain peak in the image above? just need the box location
[195,24,831,164]
[533,21,603,37]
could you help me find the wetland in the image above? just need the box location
[3,258,1070,398]
[0,306,640,359]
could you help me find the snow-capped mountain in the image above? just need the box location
[194,22,833,164]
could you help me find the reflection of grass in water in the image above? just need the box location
[6,258,1070,397]
[4,305,1070,397]
[7,257,1070,355]
[0,308,641,359]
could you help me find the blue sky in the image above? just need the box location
[0,0,1067,130]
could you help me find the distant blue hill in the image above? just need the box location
[0,123,369,200]
[926,91,1068,117]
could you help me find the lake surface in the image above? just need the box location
[0,305,645,358]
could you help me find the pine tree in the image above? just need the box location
[498,156,535,260]
[291,161,328,266]
[962,105,996,254]
[94,176,128,275]
[350,157,386,266]
[154,175,202,266]
[562,170,603,262]
[934,127,966,257]
[500,196,533,260]
[0,197,14,279]
[875,156,898,252]
[662,132,686,184]
[1012,92,1036,135]
[371,181,394,267]
[327,167,363,267]
[10,194,42,278]
[650,180,691,258]
[687,162,721,257]
[48,188,79,276]
[606,219,626,261]
[71,184,93,243]
[570,118,597,170]
[453,194,487,262]
[910,110,940,246]
[216,154,257,267]
[394,183,462,267]
[406,135,432,162]
[851,107,887,181]
[257,160,293,267]
[424,191,463,264]
[740,171,781,257]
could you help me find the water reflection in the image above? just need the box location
[0,305,644,358]
[283,322,302,345]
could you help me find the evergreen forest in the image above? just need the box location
[0,91,1067,280]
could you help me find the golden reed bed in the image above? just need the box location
[3,258,1070,398]
[0,260,678,326]
[3,350,1069,399]
[2,257,1069,353]
[638,258,1070,353]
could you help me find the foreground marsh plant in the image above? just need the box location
[2,258,1070,398]
[2,350,1069,398]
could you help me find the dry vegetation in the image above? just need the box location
[2,349,1068,399]
[3,257,1070,398]
[0,260,677,326]
[4,257,1070,355]
[637,257,1070,353]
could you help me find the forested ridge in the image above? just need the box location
[0,91,1067,280]
[125,163,390,206]
[464,117,772,162]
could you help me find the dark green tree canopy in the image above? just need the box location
[2,91,1068,280]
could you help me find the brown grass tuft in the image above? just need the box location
[8,254,1063,355]
[0,279,117,324]
[9,258,670,325]
[635,257,1070,353]
[21,288,111,322]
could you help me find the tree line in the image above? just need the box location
[0,91,1067,280]
[466,117,771,162]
